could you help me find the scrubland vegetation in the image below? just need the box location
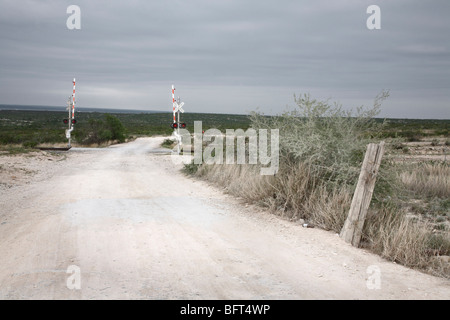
[0,110,250,150]
[185,92,450,278]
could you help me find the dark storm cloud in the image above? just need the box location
[0,0,449,118]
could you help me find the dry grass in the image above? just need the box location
[399,162,449,199]
[192,160,450,279]
[303,186,352,233]
[366,206,429,267]
[195,161,352,233]
[196,163,276,205]
[364,203,450,278]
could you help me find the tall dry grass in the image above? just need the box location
[196,160,352,233]
[399,162,449,199]
[365,205,430,267]
[196,163,276,205]
[364,201,450,278]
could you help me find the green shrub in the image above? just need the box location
[74,114,126,145]
[105,114,126,142]
[250,90,389,187]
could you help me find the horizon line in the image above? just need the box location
[0,103,448,121]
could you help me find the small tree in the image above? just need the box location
[74,114,127,145]
[105,114,126,143]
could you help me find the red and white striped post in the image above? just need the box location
[72,78,76,120]
[172,85,176,125]
[172,85,180,154]
[171,84,186,155]
[65,78,76,148]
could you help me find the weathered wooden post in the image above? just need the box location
[340,141,385,247]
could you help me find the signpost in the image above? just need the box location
[64,78,76,148]
[38,79,76,152]
[171,84,185,155]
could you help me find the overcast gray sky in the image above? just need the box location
[0,0,449,119]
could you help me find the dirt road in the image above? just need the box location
[0,137,449,299]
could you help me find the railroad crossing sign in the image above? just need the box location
[171,85,186,155]
[64,78,76,147]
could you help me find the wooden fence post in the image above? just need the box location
[340,141,385,247]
